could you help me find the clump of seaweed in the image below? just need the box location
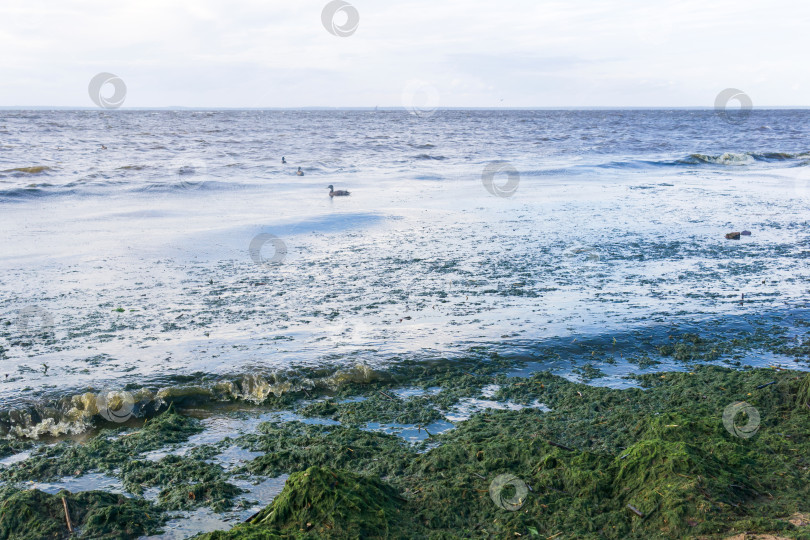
[159,480,244,513]
[0,438,30,461]
[198,466,412,539]
[795,373,810,411]
[121,454,244,512]
[235,422,411,480]
[255,466,407,536]
[0,488,164,539]
[299,393,443,426]
[657,333,724,362]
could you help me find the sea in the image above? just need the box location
[1,108,809,436]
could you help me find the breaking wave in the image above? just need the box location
[0,363,389,439]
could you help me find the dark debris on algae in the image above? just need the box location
[2,331,810,538]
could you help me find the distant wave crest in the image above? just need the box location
[0,166,54,175]
[593,151,810,170]
[677,151,810,166]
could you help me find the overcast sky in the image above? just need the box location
[1,0,807,108]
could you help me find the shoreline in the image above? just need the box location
[0,319,809,538]
[3,306,809,440]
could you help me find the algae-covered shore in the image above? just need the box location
[1,323,810,539]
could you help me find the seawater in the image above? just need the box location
[1,109,809,433]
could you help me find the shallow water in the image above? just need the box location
[139,475,289,540]
[1,109,809,427]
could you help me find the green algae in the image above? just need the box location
[626,353,660,368]
[0,488,164,539]
[658,333,724,362]
[235,422,411,480]
[0,439,30,461]
[3,322,810,538]
[159,480,244,513]
[121,453,244,511]
[299,393,443,426]
[421,368,810,538]
[252,466,408,537]
[655,323,810,365]
[197,466,412,539]
[0,407,202,485]
[0,408,252,537]
[796,374,810,411]
[293,354,515,426]
[215,366,810,539]
[0,407,247,515]
[573,362,605,381]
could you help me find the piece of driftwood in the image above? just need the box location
[244,509,262,523]
[548,440,575,451]
[61,497,73,533]
[626,503,644,517]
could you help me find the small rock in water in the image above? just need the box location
[741,230,752,236]
[725,232,741,240]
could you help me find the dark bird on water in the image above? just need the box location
[328,185,350,197]
[297,167,304,176]
[282,156,286,164]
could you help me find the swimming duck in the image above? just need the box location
[297,167,304,176]
[282,156,286,164]
[328,185,350,197]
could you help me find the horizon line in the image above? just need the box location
[2,106,810,111]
